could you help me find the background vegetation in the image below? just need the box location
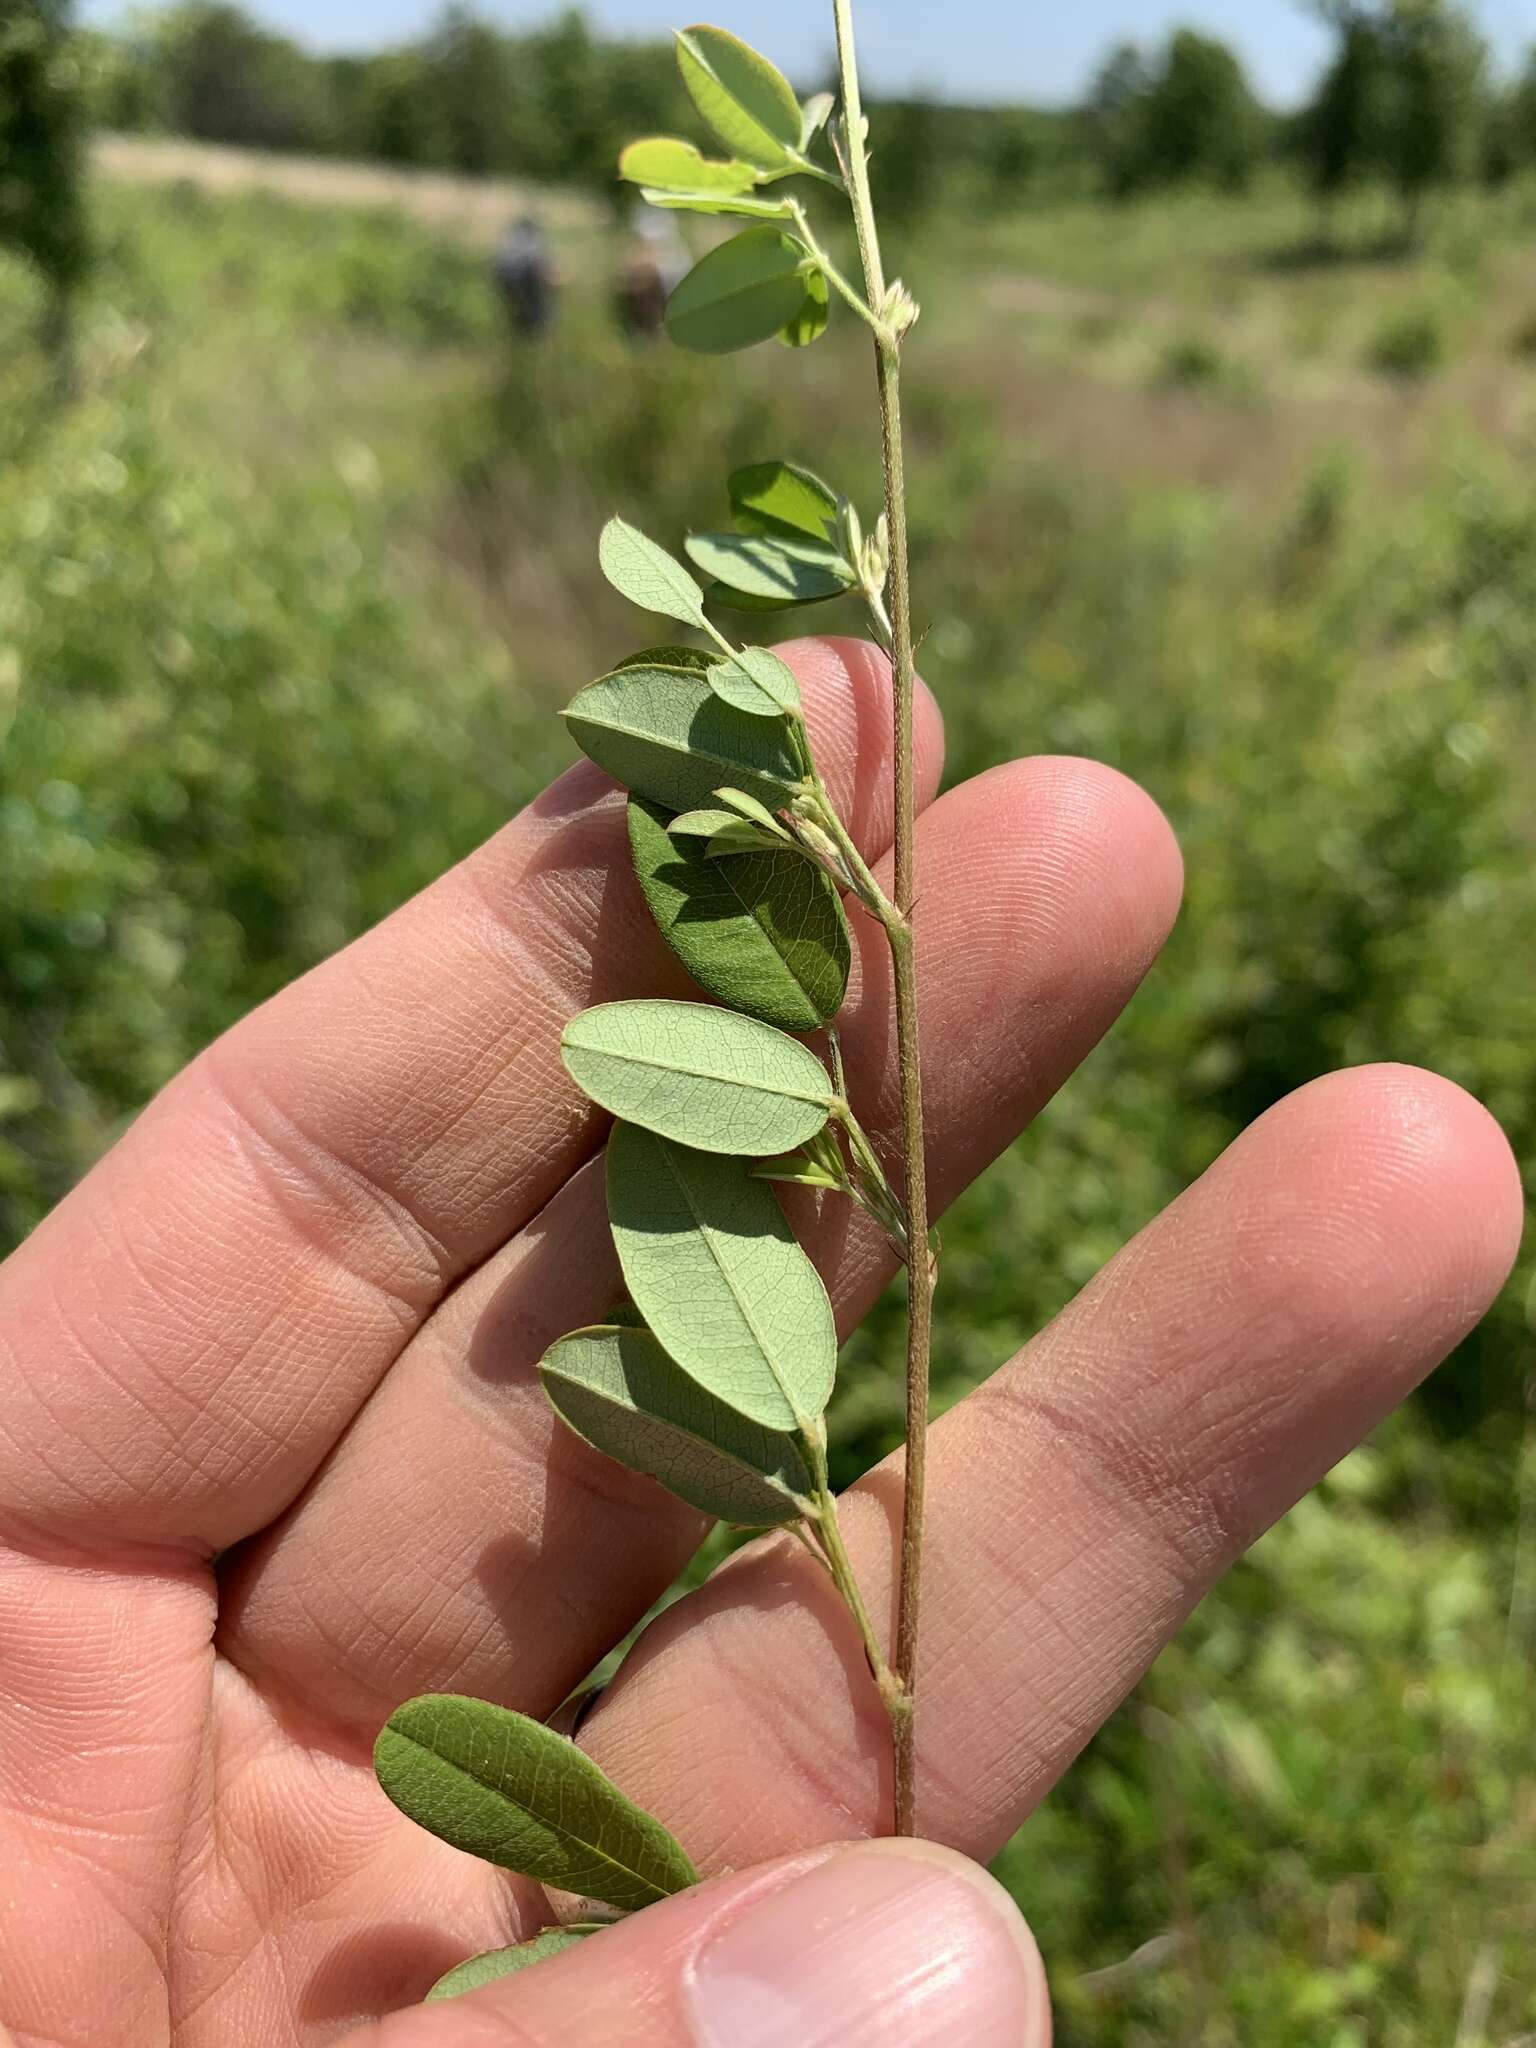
[2,1,1533,2040]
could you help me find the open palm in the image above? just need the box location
[0,640,1520,2046]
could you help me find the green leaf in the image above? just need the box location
[428,1929,594,2001]
[755,1146,847,1191]
[641,188,793,221]
[607,1123,837,1430]
[564,663,804,815]
[714,786,791,833]
[374,1696,698,1911]
[618,136,759,194]
[599,518,706,628]
[707,645,803,718]
[562,997,834,1152]
[799,90,835,150]
[612,645,720,674]
[685,531,855,608]
[675,25,802,170]
[728,460,841,545]
[629,799,850,1032]
[779,267,830,348]
[541,1323,815,1525]
[666,229,810,355]
[703,820,786,856]
[668,806,756,839]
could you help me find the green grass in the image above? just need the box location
[2,172,1534,2041]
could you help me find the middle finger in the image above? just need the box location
[219,757,1182,1744]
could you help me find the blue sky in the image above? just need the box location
[82,1,1536,105]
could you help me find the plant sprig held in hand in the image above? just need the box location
[374,5,936,1999]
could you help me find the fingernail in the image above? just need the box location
[683,1839,1049,2048]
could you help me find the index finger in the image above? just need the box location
[0,642,943,1554]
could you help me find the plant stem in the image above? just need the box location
[832,0,932,1841]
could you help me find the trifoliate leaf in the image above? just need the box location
[629,799,850,1032]
[666,229,810,355]
[607,1124,837,1431]
[562,998,834,1153]
[540,1323,815,1525]
[374,1696,697,1912]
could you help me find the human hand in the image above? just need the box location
[0,642,1520,2046]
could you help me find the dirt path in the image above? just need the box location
[93,134,601,246]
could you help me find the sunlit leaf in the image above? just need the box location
[799,90,835,151]
[599,518,706,627]
[618,136,759,194]
[541,1323,815,1525]
[728,460,841,545]
[607,1123,838,1430]
[666,229,810,355]
[780,267,830,348]
[562,997,833,1152]
[685,531,855,607]
[629,799,850,1032]
[564,663,804,814]
[675,24,802,170]
[642,187,793,220]
[374,1695,698,1911]
[428,1929,595,2001]
[706,644,803,718]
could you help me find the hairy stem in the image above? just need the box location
[805,1448,905,1717]
[832,0,932,1840]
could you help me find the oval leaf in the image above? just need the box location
[541,1323,815,1525]
[780,267,830,348]
[618,136,759,194]
[607,1123,837,1431]
[728,460,841,545]
[599,518,706,628]
[685,531,855,607]
[564,663,804,815]
[562,998,833,1153]
[675,25,802,169]
[629,799,850,1032]
[707,645,803,718]
[428,1929,594,2001]
[666,228,809,355]
[374,1695,698,1912]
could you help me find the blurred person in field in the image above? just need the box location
[616,212,689,340]
[494,213,556,339]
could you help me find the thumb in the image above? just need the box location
[354,1840,1050,2048]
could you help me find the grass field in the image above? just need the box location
[2,148,1534,2042]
